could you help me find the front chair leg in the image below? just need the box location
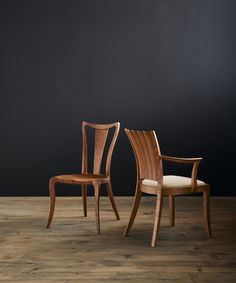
[123,185,142,237]
[106,181,120,220]
[203,187,212,238]
[94,183,101,234]
[46,178,56,229]
[151,191,163,247]
[169,195,175,227]
[82,184,87,217]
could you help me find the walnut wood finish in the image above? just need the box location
[124,129,212,247]
[46,121,120,234]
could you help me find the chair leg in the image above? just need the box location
[94,183,101,235]
[82,184,87,217]
[106,181,120,220]
[123,185,142,237]
[203,187,212,238]
[169,195,175,227]
[46,179,56,229]
[151,191,163,247]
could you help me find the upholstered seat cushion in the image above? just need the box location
[142,175,205,188]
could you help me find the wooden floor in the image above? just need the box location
[0,196,235,283]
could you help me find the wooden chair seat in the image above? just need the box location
[53,173,109,185]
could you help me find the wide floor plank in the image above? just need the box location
[0,196,235,282]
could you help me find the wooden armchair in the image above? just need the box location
[123,129,212,247]
[46,121,120,234]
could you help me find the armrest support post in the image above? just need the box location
[161,155,203,192]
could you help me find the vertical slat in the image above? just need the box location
[146,131,161,180]
[134,132,146,179]
[137,131,151,179]
[105,122,120,176]
[93,129,109,174]
[152,131,163,182]
[150,131,161,180]
[129,131,147,179]
[142,132,157,180]
[82,123,88,173]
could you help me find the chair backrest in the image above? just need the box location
[82,121,120,176]
[125,129,163,183]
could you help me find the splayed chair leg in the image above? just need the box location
[94,183,101,234]
[46,178,56,229]
[203,186,212,238]
[169,195,175,227]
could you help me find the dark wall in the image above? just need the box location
[1,0,235,196]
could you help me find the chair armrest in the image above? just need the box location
[160,155,203,191]
[161,155,202,163]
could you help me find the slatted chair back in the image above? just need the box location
[125,129,163,184]
[82,122,120,176]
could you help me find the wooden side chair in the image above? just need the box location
[124,129,212,247]
[46,121,120,234]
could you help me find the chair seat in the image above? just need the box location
[141,175,207,195]
[142,175,205,188]
[53,173,109,184]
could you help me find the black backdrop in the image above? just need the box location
[1,0,235,196]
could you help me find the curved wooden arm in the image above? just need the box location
[161,155,202,163]
[161,155,202,192]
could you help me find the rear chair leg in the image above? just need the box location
[203,187,212,238]
[94,184,101,235]
[169,195,175,227]
[82,184,87,217]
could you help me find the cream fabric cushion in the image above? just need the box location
[142,175,205,188]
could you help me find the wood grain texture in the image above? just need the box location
[47,121,120,233]
[124,129,212,246]
[0,197,235,283]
